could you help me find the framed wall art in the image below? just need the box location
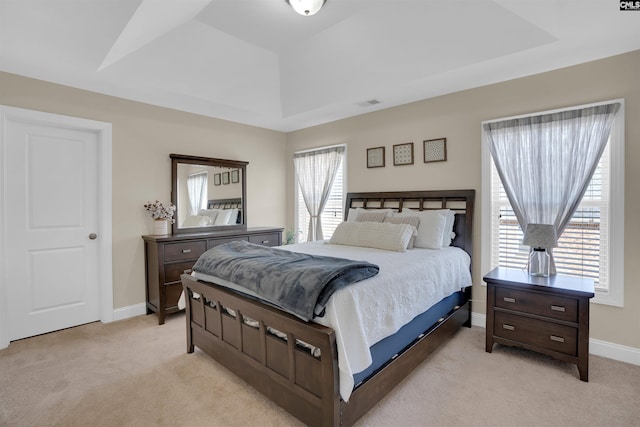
[423,138,447,163]
[367,146,385,168]
[213,173,221,186]
[222,172,230,185]
[393,142,414,166]
[231,169,239,183]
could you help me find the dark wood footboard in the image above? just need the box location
[182,273,341,426]
[183,274,471,427]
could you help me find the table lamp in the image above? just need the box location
[522,223,557,277]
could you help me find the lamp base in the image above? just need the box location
[528,248,550,277]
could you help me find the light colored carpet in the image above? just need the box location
[1,313,638,427]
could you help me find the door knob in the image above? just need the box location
[89,233,98,240]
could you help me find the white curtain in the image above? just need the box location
[483,102,620,273]
[294,146,345,241]
[187,172,208,216]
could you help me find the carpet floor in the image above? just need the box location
[1,313,638,427]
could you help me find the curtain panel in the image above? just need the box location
[483,102,620,273]
[187,172,208,216]
[294,146,345,241]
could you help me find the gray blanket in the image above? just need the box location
[192,240,379,321]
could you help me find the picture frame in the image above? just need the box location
[367,146,385,168]
[231,169,239,183]
[213,173,221,186]
[222,172,230,185]
[393,142,414,166]
[423,138,447,163]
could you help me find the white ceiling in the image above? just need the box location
[1,0,639,132]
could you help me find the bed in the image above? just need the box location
[181,189,475,426]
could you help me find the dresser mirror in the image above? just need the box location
[171,154,248,234]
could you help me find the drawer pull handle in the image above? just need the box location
[550,335,565,343]
[183,269,192,274]
[262,240,269,244]
[502,324,515,331]
[551,305,566,312]
[181,249,192,254]
[503,297,516,303]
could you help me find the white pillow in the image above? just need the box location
[383,215,419,249]
[442,211,456,246]
[393,209,449,249]
[329,221,415,252]
[182,215,211,227]
[213,209,233,225]
[226,208,239,224]
[198,209,219,223]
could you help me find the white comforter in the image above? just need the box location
[278,241,472,401]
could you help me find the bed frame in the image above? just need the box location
[181,189,475,426]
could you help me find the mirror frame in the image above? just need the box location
[170,153,248,234]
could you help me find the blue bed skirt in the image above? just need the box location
[352,290,466,386]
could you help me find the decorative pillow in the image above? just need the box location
[347,208,394,222]
[213,209,233,225]
[182,215,211,227]
[329,221,415,252]
[393,209,449,249]
[198,209,219,223]
[383,215,420,249]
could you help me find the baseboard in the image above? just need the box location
[112,303,147,322]
[471,312,640,367]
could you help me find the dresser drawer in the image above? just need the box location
[249,233,280,247]
[164,241,207,262]
[494,311,577,357]
[495,287,578,322]
[208,236,248,249]
[165,261,196,283]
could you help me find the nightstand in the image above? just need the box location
[484,267,595,381]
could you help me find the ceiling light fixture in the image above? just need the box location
[286,0,326,16]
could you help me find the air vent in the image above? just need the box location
[357,99,382,107]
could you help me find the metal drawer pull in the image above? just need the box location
[503,297,516,303]
[262,240,269,244]
[551,305,566,312]
[550,335,565,343]
[502,324,515,331]
[182,249,192,254]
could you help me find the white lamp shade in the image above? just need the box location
[522,223,557,249]
[287,0,326,16]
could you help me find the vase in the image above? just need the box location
[153,219,169,235]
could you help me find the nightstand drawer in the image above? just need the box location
[249,233,280,247]
[165,261,196,283]
[164,241,207,262]
[495,287,578,322]
[494,312,577,357]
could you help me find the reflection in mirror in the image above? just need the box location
[171,154,247,234]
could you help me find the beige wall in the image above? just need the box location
[286,50,640,349]
[0,72,287,309]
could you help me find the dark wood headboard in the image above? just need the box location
[207,198,242,209]
[344,190,475,259]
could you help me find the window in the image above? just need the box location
[481,100,624,306]
[294,145,346,243]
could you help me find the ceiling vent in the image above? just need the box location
[357,99,382,107]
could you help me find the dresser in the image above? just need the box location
[484,267,594,381]
[142,227,283,324]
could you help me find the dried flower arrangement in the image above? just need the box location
[143,200,176,223]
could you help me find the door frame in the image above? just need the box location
[0,105,113,349]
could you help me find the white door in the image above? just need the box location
[3,113,101,341]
